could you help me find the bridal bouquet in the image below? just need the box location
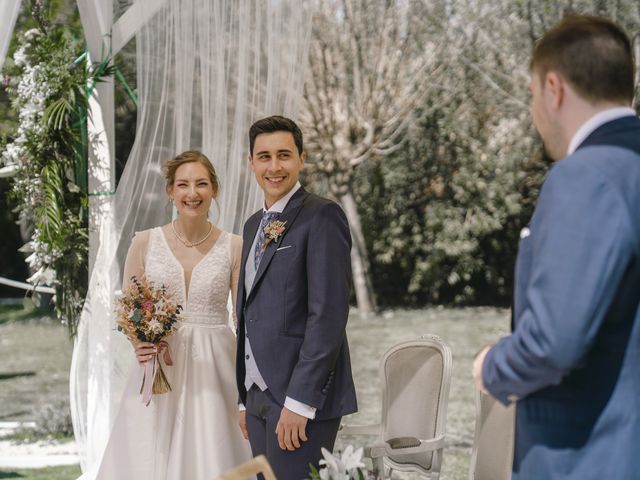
[116,275,183,406]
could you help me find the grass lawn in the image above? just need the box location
[0,305,509,479]
[0,307,71,422]
[0,465,81,479]
[0,304,53,326]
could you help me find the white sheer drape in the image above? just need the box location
[70,0,312,474]
[0,0,21,72]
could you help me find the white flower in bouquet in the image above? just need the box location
[148,317,164,334]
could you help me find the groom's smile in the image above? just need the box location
[249,131,305,209]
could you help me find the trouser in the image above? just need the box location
[245,385,341,480]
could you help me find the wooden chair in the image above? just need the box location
[213,454,277,480]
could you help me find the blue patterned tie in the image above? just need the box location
[254,211,280,269]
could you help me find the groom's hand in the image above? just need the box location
[275,407,308,451]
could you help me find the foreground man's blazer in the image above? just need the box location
[484,116,640,479]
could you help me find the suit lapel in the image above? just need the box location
[238,211,262,308]
[248,188,309,301]
[242,213,262,270]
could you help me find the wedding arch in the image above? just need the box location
[2,0,312,474]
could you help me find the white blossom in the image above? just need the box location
[316,446,365,480]
[13,45,28,67]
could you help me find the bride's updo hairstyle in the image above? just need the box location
[163,150,219,195]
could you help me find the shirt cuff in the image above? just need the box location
[238,403,246,412]
[284,396,316,420]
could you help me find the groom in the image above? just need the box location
[236,115,357,478]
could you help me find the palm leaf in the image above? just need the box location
[39,163,65,238]
[44,97,73,130]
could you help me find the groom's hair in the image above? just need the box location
[249,115,304,156]
[531,15,634,104]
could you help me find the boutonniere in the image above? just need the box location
[262,220,287,251]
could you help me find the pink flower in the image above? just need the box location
[142,300,154,312]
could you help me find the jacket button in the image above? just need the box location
[321,388,327,394]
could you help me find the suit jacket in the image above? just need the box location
[483,116,640,479]
[236,187,358,420]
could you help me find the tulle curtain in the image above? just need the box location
[70,0,312,474]
[0,0,21,72]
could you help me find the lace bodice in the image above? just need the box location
[130,228,237,326]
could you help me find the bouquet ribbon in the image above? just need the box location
[141,341,174,406]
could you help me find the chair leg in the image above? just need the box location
[372,457,386,479]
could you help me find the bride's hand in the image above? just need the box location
[134,342,157,365]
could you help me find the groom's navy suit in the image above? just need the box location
[483,116,640,479]
[236,186,357,477]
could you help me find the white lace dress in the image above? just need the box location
[92,227,251,479]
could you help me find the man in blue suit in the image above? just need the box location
[236,116,357,479]
[473,16,640,479]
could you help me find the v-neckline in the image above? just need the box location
[157,227,224,305]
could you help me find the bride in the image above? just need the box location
[89,150,252,479]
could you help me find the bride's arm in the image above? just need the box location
[229,234,243,330]
[122,230,150,288]
[122,230,155,364]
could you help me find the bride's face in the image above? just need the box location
[168,162,216,219]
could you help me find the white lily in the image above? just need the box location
[317,446,365,480]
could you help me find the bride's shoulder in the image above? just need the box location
[134,224,171,238]
[223,231,243,247]
[223,231,243,260]
[225,231,242,243]
[128,227,161,248]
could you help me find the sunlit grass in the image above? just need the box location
[0,303,54,326]
[0,465,81,479]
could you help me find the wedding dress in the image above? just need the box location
[90,227,252,479]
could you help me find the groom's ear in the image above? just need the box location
[247,153,255,171]
[300,151,306,166]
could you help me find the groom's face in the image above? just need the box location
[249,131,305,209]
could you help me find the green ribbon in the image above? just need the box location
[76,32,138,106]
[114,66,138,107]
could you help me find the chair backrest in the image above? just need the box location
[468,390,515,480]
[214,454,276,480]
[380,334,452,475]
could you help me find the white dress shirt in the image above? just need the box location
[241,182,316,419]
[567,107,636,156]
